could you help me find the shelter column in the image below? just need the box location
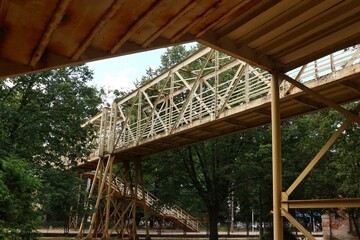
[271,71,283,240]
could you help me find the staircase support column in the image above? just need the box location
[87,155,114,239]
[139,159,151,240]
[104,155,114,239]
[77,157,103,238]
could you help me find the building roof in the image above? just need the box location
[1,0,359,78]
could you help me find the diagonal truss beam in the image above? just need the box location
[170,49,215,133]
[87,155,114,238]
[138,73,171,143]
[281,208,315,240]
[280,73,360,123]
[113,91,140,150]
[285,119,351,196]
[175,71,213,115]
[216,63,247,117]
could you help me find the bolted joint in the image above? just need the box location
[281,192,289,213]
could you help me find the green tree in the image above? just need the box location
[280,107,360,239]
[38,168,82,229]
[0,156,41,238]
[0,65,102,168]
[158,45,195,73]
[0,65,103,236]
[335,119,360,237]
[144,131,262,240]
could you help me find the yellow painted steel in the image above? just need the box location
[286,119,351,196]
[283,198,360,209]
[87,155,114,238]
[271,71,283,240]
[281,208,315,240]
[77,157,102,237]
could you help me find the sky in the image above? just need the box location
[86,43,196,98]
[86,48,167,93]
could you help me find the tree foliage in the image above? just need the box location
[0,65,102,237]
[0,65,101,167]
[0,156,41,238]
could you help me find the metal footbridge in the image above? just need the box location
[77,45,360,240]
[80,45,360,168]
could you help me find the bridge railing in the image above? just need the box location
[89,171,199,231]
[84,45,360,157]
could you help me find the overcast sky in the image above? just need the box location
[86,48,167,93]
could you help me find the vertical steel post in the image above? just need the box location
[132,160,139,240]
[99,108,109,156]
[104,156,114,239]
[87,156,113,238]
[137,91,142,139]
[271,71,283,240]
[108,102,117,153]
[141,163,151,240]
[245,64,249,103]
[214,50,219,117]
[77,157,102,237]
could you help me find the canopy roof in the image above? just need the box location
[1,0,359,78]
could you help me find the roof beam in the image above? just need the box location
[2,46,110,79]
[257,0,360,57]
[110,0,161,54]
[142,0,200,48]
[72,0,125,61]
[0,0,9,27]
[275,12,360,62]
[217,0,280,41]
[284,31,360,72]
[29,0,71,68]
[195,0,261,38]
[235,0,324,48]
[199,30,280,71]
[0,58,32,79]
[170,0,224,43]
[0,36,193,79]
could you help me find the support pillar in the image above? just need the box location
[271,71,283,240]
[104,156,114,239]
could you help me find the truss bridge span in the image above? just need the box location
[79,45,360,169]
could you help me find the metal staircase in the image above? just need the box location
[87,171,199,232]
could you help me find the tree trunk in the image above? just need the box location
[208,204,219,240]
[349,210,360,239]
[259,187,264,239]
